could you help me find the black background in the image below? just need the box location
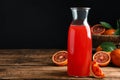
[0,0,120,49]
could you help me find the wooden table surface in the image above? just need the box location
[0,49,120,80]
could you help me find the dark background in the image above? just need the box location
[0,0,120,49]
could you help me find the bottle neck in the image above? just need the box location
[71,17,88,25]
[71,7,90,25]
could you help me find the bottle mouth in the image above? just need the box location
[71,7,91,10]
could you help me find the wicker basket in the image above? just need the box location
[92,35,120,48]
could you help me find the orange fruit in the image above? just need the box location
[93,51,111,66]
[52,50,68,66]
[111,49,120,67]
[104,29,116,35]
[91,24,105,35]
[96,46,103,52]
[90,61,105,78]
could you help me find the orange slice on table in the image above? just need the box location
[90,61,105,78]
[91,24,105,35]
[93,51,111,67]
[52,50,68,66]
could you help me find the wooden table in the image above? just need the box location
[0,49,120,80]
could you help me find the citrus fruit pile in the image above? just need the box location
[91,20,120,35]
[51,44,120,79]
[93,41,120,67]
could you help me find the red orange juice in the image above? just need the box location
[67,25,92,77]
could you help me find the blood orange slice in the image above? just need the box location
[93,51,111,66]
[52,50,68,66]
[90,61,105,78]
[91,24,105,35]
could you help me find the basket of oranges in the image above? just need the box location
[91,20,120,48]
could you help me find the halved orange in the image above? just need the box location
[52,50,68,66]
[93,51,111,67]
[90,61,105,78]
[91,24,105,35]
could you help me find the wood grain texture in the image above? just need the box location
[0,49,120,79]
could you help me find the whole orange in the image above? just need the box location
[104,29,116,35]
[96,46,102,52]
[111,49,120,67]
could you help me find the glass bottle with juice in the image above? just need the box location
[67,7,92,77]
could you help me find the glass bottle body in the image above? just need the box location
[67,7,92,77]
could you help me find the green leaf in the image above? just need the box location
[114,28,120,35]
[100,21,113,29]
[116,19,120,29]
[100,42,117,52]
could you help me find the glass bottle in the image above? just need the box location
[67,7,92,77]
